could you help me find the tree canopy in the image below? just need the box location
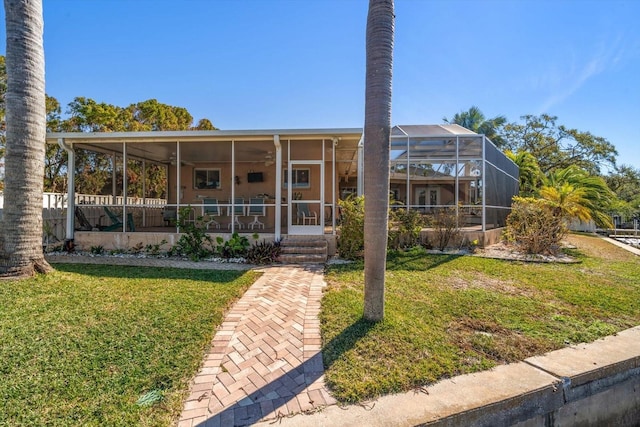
[443,105,507,147]
[501,114,617,175]
[0,54,216,196]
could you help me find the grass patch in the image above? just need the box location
[321,234,640,403]
[0,264,259,426]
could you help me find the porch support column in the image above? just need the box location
[405,135,410,209]
[58,138,75,246]
[357,135,364,196]
[176,140,181,233]
[331,137,338,234]
[274,135,282,239]
[481,136,486,232]
[111,152,117,205]
[230,140,236,233]
[142,160,146,227]
[455,136,459,227]
[122,142,127,232]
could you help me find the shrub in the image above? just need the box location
[388,208,425,250]
[337,196,365,260]
[145,239,167,256]
[246,240,282,265]
[505,196,567,255]
[170,207,213,260]
[215,232,250,259]
[430,206,461,250]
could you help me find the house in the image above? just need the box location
[45,124,518,253]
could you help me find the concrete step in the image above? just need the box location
[278,253,327,264]
[280,238,328,248]
[280,246,327,255]
[278,238,328,264]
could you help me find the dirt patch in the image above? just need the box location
[448,317,556,364]
[447,274,536,298]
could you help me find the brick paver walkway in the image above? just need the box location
[46,255,335,426]
[177,265,335,427]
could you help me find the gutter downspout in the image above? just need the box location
[274,135,282,240]
[357,135,364,196]
[58,138,75,250]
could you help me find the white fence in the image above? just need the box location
[0,192,167,247]
[0,192,166,209]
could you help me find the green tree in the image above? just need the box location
[443,106,507,147]
[505,150,543,197]
[193,118,217,130]
[363,0,394,322]
[1,0,53,276]
[127,99,193,131]
[64,97,125,132]
[501,114,617,175]
[59,97,213,197]
[44,95,67,192]
[605,164,640,205]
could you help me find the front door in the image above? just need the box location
[288,161,323,235]
[415,186,440,211]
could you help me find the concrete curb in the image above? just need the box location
[256,326,640,427]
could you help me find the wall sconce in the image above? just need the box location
[234,175,241,185]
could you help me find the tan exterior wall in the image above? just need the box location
[71,231,337,256]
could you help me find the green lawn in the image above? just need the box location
[321,234,640,403]
[0,264,259,426]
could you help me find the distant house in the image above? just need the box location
[45,124,518,251]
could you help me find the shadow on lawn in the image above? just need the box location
[51,262,248,283]
[386,252,460,271]
[330,252,460,273]
[194,318,376,427]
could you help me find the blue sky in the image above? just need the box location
[2,0,639,170]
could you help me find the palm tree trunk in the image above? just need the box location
[363,0,394,321]
[1,0,52,276]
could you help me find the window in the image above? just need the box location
[283,168,310,189]
[194,168,221,189]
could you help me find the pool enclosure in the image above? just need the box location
[388,125,519,231]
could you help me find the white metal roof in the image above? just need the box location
[46,128,364,144]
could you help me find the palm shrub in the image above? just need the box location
[540,166,614,228]
[505,196,567,255]
[337,196,365,260]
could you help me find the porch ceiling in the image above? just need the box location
[47,128,363,165]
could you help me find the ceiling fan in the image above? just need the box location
[168,152,195,166]
[264,151,275,166]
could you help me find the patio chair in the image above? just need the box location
[297,202,317,225]
[74,206,94,231]
[228,197,246,230]
[248,197,265,230]
[203,198,221,230]
[162,206,177,226]
[101,206,135,232]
